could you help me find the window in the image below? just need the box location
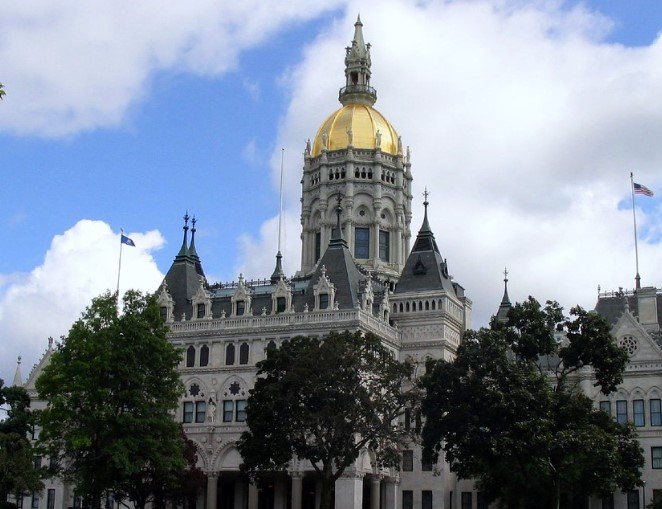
[601,495,614,509]
[73,494,82,509]
[651,399,662,426]
[404,408,411,429]
[31,492,39,509]
[33,456,41,469]
[196,303,205,319]
[276,296,287,313]
[104,495,113,509]
[379,230,390,262]
[633,399,645,427]
[319,293,329,310]
[267,340,277,352]
[461,492,472,509]
[236,300,245,316]
[477,492,488,509]
[186,346,195,367]
[226,344,235,365]
[159,306,167,321]
[402,450,413,471]
[236,400,247,422]
[354,227,370,259]
[315,232,321,262]
[239,343,249,365]
[422,491,432,509]
[626,490,639,509]
[183,401,194,423]
[49,456,58,470]
[652,447,662,469]
[195,401,206,423]
[402,491,413,509]
[421,452,433,472]
[199,345,209,367]
[599,401,611,415]
[223,401,234,422]
[616,400,628,425]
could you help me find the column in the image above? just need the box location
[291,474,303,509]
[206,473,218,509]
[274,478,287,509]
[315,480,322,509]
[234,482,246,509]
[370,477,381,509]
[383,478,399,509]
[248,483,258,509]
[334,474,363,509]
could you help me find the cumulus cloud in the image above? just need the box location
[0,220,165,383]
[240,0,662,327]
[0,0,344,137]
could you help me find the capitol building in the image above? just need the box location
[16,16,662,509]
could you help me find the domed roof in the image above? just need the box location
[311,103,399,157]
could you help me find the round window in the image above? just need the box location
[619,336,638,356]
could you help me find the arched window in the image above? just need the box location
[399,303,404,313]
[406,302,410,312]
[186,346,195,367]
[199,345,209,367]
[267,340,277,352]
[418,301,423,311]
[431,300,436,310]
[425,301,430,311]
[239,343,249,365]
[226,344,235,365]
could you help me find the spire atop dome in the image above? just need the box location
[340,15,376,106]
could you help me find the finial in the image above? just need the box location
[191,216,196,232]
[12,356,23,387]
[183,211,190,230]
[356,13,362,25]
[503,267,509,283]
[423,187,429,208]
[597,284,601,295]
[17,355,21,365]
[177,211,190,257]
[48,336,53,349]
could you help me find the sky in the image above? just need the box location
[1,0,662,384]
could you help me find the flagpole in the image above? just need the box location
[116,229,124,300]
[630,173,641,290]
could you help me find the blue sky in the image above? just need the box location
[1,0,662,382]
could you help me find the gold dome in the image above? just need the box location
[311,103,399,157]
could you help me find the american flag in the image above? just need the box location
[634,182,654,197]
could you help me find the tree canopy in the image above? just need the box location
[238,331,419,509]
[421,297,643,509]
[0,380,44,503]
[36,291,187,509]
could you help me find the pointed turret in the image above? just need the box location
[12,356,22,387]
[270,251,285,283]
[189,216,205,277]
[339,15,376,106]
[395,191,456,295]
[164,212,203,320]
[496,268,512,324]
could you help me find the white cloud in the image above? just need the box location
[0,220,165,383]
[0,0,344,137]
[239,0,662,328]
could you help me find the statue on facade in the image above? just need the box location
[347,128,353,146]
[375,130,382,148]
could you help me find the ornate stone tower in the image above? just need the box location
[300,16,413,284]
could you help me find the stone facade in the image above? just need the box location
[11,16,662,509]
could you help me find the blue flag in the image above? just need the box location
[121,234,136,247]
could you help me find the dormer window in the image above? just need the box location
[159,307,167,321]
[196,303,205,319]
[276,297,286,314]
[236,300,245,316]
[319,293,329,310]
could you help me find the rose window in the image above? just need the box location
[619,336,638,356]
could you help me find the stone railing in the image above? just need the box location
[169,309,399,343]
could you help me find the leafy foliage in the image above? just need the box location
[0,381,45,501]
[0,83,5,100]
[238,331,419,509]
[36,291,186,509]
[421,297,642,509]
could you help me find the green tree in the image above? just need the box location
[0,380,44,502]
[238,331,419,509]
[36,291,186,509]
[0,83,5,100]
[421,297,643,509]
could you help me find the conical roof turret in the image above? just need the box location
[496,268,512,323]
[339,15,376,106]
